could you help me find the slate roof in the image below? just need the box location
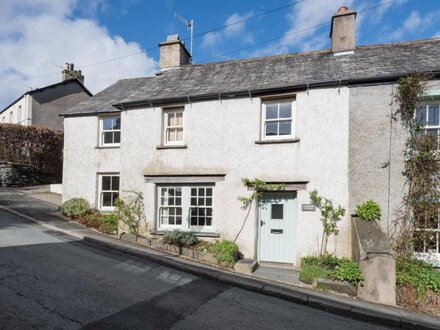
[1,78,93,114]
[64,38,440,117]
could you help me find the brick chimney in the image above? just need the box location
[62,63,85,83]
[159,34,191,70]
[330,6,357,55]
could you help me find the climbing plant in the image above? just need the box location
[235,178,285,242]
[392,72,440,257]
[310,190,346,256]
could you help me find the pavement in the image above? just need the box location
[0,187,439,329]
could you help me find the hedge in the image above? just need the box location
[0,123,63,175]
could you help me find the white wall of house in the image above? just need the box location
[0,95,32,126]
[63,86,350,266]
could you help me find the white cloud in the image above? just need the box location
[0,0,157,109]
[201,11,254,49]
[370,0,408,24]
[388,10,440,41]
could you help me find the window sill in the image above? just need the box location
[156,144,187,150]
[255,138,300,145]
[151,231,220,238]
[95,145,120,149]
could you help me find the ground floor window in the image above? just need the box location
[99,174,120,210]
[158,185,213,232]
[414,209,440,256]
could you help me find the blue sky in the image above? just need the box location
[1,0,440,109]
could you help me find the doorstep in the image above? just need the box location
[253,263,307,288]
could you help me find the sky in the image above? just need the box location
[1,0,439,109]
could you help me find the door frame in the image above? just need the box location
[256,191,297,264]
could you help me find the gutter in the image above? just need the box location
[62,70,440,117]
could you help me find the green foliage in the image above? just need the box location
[162,230,199,247]
[309,190,346,256]
[300,255,363,285]
[355,200,381,221]
[115,191,144,236]
[60,198,91,219]
[99,213,119,234]
[329,260,364,285]
[299,265,329,284]
[237,178,285,209]
[0,123,63,176]
[396,257,440,295]
[207,240,239,264]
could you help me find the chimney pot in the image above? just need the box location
[337,6,349,13]
[159,34,191,70]
[62,62,85,84]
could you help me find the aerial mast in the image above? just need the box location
[174,13,194,62]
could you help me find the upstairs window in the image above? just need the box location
[100,115,121,146]
[416,104,440,148]
[9,111,13,123]
[262,100,295,140]
[18,106,22,124]
[164,108,184,145]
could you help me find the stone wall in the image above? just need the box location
[0,161,61,187]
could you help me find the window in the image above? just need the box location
[262,100,295,140]
[9,111,13,123]
[164,109,184,145]
[18,106,22,124]
[158,185,213,231]
[100,116,121,146]
[416,105,440,147]
[99,174,120,210]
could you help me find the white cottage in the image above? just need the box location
[62,7,440,266]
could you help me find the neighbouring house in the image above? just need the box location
[0,63,92,130]
[61,7,440,266]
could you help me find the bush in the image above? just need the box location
[61,198,91,218]
[396,257,440,295]
[207,240,239,264]
[100,214,119,234]
[300,255,363,285]
[115,191,144,236]
[0,123,63,175]
[329,260,364,285]
[355,200,381,221]
[162,230,199,247]
[299,265,329,284]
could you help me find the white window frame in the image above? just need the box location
[98,173,120,211]
[157,185,214,233]
[261,99,296,141]
[99,115,121,147]
[416,104,440,146]
[163,108,184,145]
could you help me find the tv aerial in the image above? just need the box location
[174,13,194,61]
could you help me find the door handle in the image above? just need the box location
[260,220,266,226]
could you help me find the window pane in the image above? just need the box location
[176,188,182,196]
[206,198,212,206]
[113,131,121,144]
[416,108,427,126]
[103,118,114,130]
[114,117,121,129]
[191,217,197,226]
[206,218,212,226]
[271,204,284,219]
[176,128,183,141]
[102,192,112,206]
[111,176,120,190]
[168,129,176,141]
[176,112,183,126]
[266,104,278,119]
[176,216,182,225]
[191,188,197,196]
[279,121,292,135]
[168,188,175,196]
[168,113,176,126]
[279,103,291,118]
[111,193,119,206]
[191,198,197,206]
[102,176,111,190]
[103,132,113,144]
[198,188,205,196]
[266,122,278,136]
[206,188,212,196]
[428,105,439,126]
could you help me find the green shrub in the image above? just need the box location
[301,254,340,269]
[396,257,440,295]
[299,265,329,284]
[115,191,144,236]
[329,260,363,285]
[99,213,119,234]
[162,230,199,247]
[207,240,239,264]
[60,198,91,218]
[355,200,381,221]
[301,256,320,267]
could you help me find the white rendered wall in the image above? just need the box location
[0,96,31,126]
[63,87,350,265]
